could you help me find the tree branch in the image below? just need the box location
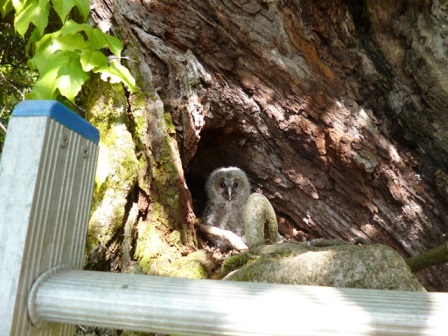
[0,121,7,134]
[199,224,248,251]
[406,241,448,273]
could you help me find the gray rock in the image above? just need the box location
[224,241,426,291]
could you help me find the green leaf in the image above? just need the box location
[97,60,135,92]
[60,20,91,35]
[56,59,90,102]
[103,33,123,56]
[30,65,61,100]
[13,2,133,103]
[28,32,60,71]
[1,0,13,18]
[55,33,88,51]
[90,29,123,55]
[30,50,90,102]
[14,0,50,37]
[80,49,108,72]
[60,21,123,55]
[52,0,76,23]
[26,27,43,56]
[11,0,24,12]
[29,50,69,98]
[74,0,90,21]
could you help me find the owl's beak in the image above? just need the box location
[226,186,233,201]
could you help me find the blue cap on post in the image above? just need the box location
[13,100,100,143]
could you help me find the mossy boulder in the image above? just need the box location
[223,193,426,291]
[222,241,426,291]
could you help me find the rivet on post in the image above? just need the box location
[81,146,89,159]
[60,133,69,148]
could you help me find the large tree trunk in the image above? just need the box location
[88,0,448,290]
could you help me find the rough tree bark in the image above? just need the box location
[87,0,448,291]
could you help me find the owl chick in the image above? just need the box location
[203,167,251,243]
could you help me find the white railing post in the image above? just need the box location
[0,100,99,336]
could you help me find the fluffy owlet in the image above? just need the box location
[203,166,251,242]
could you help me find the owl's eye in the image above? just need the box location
[220,182,226,188]
[232,182,238,188]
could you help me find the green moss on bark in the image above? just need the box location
[82,46,197,276]
[83,78,139,267]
